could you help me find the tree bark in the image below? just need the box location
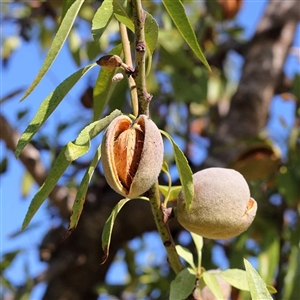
[208,0,299,166]
[1,0,299,298]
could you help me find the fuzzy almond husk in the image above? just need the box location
[101,115,163,198]
[177,168,257,239]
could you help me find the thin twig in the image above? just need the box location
[119,22,139,117]
[148,182,183,274]
[132,0,151,116]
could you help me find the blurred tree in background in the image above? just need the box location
[1,0,300,299]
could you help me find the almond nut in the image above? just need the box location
[177,168,257,239]
[101,115,164,198]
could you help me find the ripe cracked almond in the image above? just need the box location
[177,168,257,239]
[101,115,163,198]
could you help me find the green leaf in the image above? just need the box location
[190,233,203,254]
[101,197,148,264]
[144,12,159,55]
[258,228,280,284]
[160,130,194,210]
[244,258,273,300]
[283,244,300,299]
[0,250,22,274]
[219,269,249,291]
[169,268,196,300]
[175,245,196,270]
[68,144,102,232]
[21,0,85,101]
[92,0,113,42]
[190,232,203,269]
[162,0,210,71]
[0,157,8,174]
[113,1,158,55]
[15,63,96,157]
[93,44,123,121]
[61,0,75,21]
[21,171,35,198]
[113,0,133,30]
[22,110,121,230]
[159,185,181,200]
[65,110,122,161]
[21,145,71,230]
[202,271,224,300]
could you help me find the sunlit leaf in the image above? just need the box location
[162,0,210,71]
[21,171,35,198]
[244,258,273,300]
[159,185,181,200]
[219,268,249,291]
[21,145,71,230]
[0,250,22,274]
[283,244,300,299]
[101,197,148,264]
[21,0,85,101]
[160,130,194,210]
[61,0,75,21]
[113,0,133,30]
[113,1,158,55]
[258,227,280,284]
[65,110,122,161]
[15,63,96,157]
[202,271,224,300]
[21,110,121,230]
[144,12,159,55]
[190,233,203,268]
[176,245,196,270]
[170,268,196,300]
[68,144,102,232]
[92,0,113,41]
[93,44,123,121]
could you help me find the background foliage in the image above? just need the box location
[1,0,300,299]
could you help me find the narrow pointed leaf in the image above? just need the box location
[162,0,210,71]
[61,0,75,22]
[161,130,193,210]
[21,145,71,230]
[159,185,181,200]
[113,1,158,55]
[175,245,196,270]
[93,44,123,121]
[144,12,159,55]
[244,258,273,300]
[65,109,121,161]
[113,0,133,28]
[92,0,113,41]
[101,198,130,264]
[258,228,280,284]
[219,269,249,291]
[21,0,85,101]
[170,268,196,300]
[283,245,300,299]
[22,110,121,230]
[68,144,102,232]
[15,63,96,158]
[191,232,203,268]
[202,271,224,300]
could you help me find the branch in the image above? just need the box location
[132,0,151,116]
[208,0,299,166]
[119,22,139,117]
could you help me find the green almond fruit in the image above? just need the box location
[177,168,257,239]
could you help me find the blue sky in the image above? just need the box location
[1,1,299,299]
